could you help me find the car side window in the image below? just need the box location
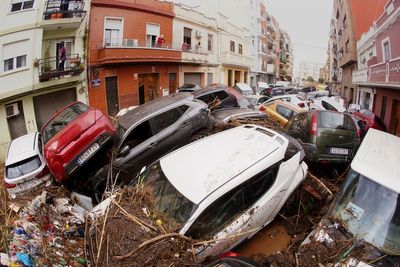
[243,169,276,209]
[122,120,153,150]
[321,100,338,111]
[186,187,244,240]
[258,97,269,105]
[286,112,308,139]
[276,105,294,120]
[150,105,189,135]
[38,134,43,155]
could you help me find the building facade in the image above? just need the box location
[88,0,181,116]
[299,61,325,82]
[0,0,89,162]
[352,0,400,136]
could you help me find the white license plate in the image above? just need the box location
[329,147,349,155]
[77,143,100,165]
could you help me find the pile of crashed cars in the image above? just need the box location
[3,83,399,265]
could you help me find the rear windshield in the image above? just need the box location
[319,112,355,131]
[6,155,41,179]
[42,102,88,143]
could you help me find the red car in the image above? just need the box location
[41,102,116,183]
[353,109,387,132]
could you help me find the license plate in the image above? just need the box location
[329,147,349,155]
[77,143,100,165]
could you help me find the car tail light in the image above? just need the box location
[311,112,318,136]
[268,88,273,94]
[259,105,266,112]
[218,251,240,259]
[4,182,16,189]
[298,102,305,108]
[36,166,50,178]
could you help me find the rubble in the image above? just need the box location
[5,189,87,267]
[86,187,198,267]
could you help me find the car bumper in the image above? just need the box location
[7,174,51,198]
[302,143,353,163]
[65,133,113,177]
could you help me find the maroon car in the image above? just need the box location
[41,102,116,183]
[353,109,387,132]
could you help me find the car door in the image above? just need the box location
[149,105,192,160]
[113,118,158,179]
[317,112,359,159]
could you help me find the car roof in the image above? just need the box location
[6,132,39,166]
[351,129,400,193]
[160,125,284,204]
[191,84,228,97]
[118,92,195,129]
[268,100,304,112]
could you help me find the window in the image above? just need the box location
[10,0,34,12]
[186,186,244,240]
[319,112,356,131]
[243,170,275,207]
[184,27,192,48]
[383,41,391,62]
[285,112,311,141]
[3,40,29,73]
[321,100,338,111]
[345,40,349,53]
[122,120,153,149]
[6,156,41,179]
[276,105,295,120]
[230,41,235,52]
[207,34,213,51]
[238,44,243,55]
[343,15,347,29]
[104,18,123,46]
[146,23,160,47]
[149,105,189,135]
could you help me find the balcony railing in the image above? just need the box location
[369,58,400,84]
[100,38,182,50]
[352,68,368,84]
[38,53,83,82]
[43,0,86,20]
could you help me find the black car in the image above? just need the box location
[260,86,285,97]
[89,92,213,201]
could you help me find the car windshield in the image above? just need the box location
[6,155,41,179]
[331,169,400,255]
[42,102,88,143]
[319,112,355,131]
[137,161,198,225]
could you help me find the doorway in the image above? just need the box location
[392,100,400,137]
[138,74,159,105]
[105,76,119,117]
[235,71,241,84]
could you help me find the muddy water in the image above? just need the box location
[235,220,292,257]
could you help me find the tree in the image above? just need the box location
[318,77,325,83]
[307,76,314,82]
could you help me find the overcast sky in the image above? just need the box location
[264,0,334,76]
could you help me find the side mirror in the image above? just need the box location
[118,145,129,156]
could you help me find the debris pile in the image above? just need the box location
[86,187,198,267]
[227,117,282,131]
[5,190,87,267]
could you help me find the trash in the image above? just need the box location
[16,253,31,267]
[8,204,20,214]
[71,192,93,211]
[0,253,10,266]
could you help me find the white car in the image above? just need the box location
[4,132,51,198]
[245,94,270,108]
[309,96,346,112]
[303,129,400,266]
[262,94,309,110]
[133,125,308,259]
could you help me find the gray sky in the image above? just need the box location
[264,0,334,77]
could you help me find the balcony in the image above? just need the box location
[267,52,277,61]
[369,58,400,84]
[38,53,83,82]
[97,39,182,65]
[339,51,357,68]
[267,20,275,32]
[41,0,86,30]
[267,64,274,74]
[182,48,209,64]
[352,68,368,84]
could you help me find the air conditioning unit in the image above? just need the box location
[5,103,19,118]
[126,39,138,47]
[195,30,202,37]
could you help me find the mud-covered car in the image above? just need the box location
[90,92,213,200]
[4,132,51,197]
[41,102,116,184]
[303,129,400,266]
[129,125,307,259]
[284,110,361,164]
[192,84,266,125]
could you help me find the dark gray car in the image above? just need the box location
[89,92,213,200]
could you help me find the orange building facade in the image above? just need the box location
[88,0,182,116]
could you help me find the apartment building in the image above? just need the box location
[0,0,89,162]
[352,0,400,136]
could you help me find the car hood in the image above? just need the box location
[213,108,267,124]
[44,110,96,154]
